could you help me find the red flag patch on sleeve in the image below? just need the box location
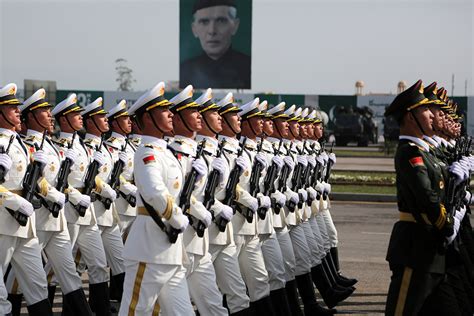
[409,156,424,167]
[143,155,156,165]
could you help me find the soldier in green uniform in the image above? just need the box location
[384,79,462,315]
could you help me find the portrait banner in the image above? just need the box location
[180,0,252,89]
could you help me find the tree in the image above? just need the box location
[115,58,136,91]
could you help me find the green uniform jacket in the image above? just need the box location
[386,139,453,274]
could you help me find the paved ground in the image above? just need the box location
[334,157,394,172]
[19,201,405,315]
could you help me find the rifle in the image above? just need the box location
[263,140,283,214]
[22,130,47,211]
[278,143,294,211]
[302,143,316,206]
[323,142,335,200]
[203,139,228,232]
[288,141,306,211]
[49,132,77,217]
[74,136,104,216]
[101,142,136,209]
[178,140,207,237]
[0,136,28,226]
[249,138,268,220]
[140,194,180,243]
[223,138,252,222]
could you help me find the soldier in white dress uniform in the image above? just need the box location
[195,90,253,315]
[0,83,53,315]
[167,86,228,315]
[51,94,111,315]
[81,98,126,304]
[5,88,92,315]
[118,82,194,316]
[105,100,137,239]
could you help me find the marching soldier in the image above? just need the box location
[5,88,92,315]
[82,98,126,305]
[200,91,253,315]
[384,80,460,315]
[0,83,53,315]
[168,86,228,315]
[119,82,194,315]
[105,100,138,238]
[52,94,111,315]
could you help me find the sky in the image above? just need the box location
[1,0,473,96]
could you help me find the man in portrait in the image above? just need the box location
[180,0,251,89]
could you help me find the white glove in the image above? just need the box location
[316,155,324,166]
[0,153,12,173]
[119,151,129,164]
[211,157,226,178]
[18,198,34,217]
[298,188,307,202]
[192,158,207,181]
[255,153,267,168]
[284,190,299,205]
[64,148,77,165]
[235,156,250,172]
[258,194,271,209]
[321,152,329,163]
[200,210,213,228]
[315,181,324,194]
[297,155,308,167]
[446,207,466,245]
[100,184,117,200]
[168,210,189,232]
[323,182,332,194]
[283,156,295,169]
[328,153,336,164]
[218,204,234,221]
[464,190,473,205]
[306,155,316,167]
[449,164,468,185]
[271,156,284,170]
[55,192,66,208]
[93,151,106,166]
[271,190,286,207]
[33,150,48,166]
[78,194,91,208]
[247,196,258,213]
[307,186,317,200]
[455,205,467,222]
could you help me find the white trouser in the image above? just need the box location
[260,233,286,291]
[98,224,125,276]
[316,213,331,253]
[118,214,135,240]
[288,224,312,276]
[209,243,250,314]
[301,221,322,267]
[6,229,82,295]
[119,261,194,316]
[234,234,270,301]
[275,227,296,282]
[308,216,326,261]
[0,235,48,307]
[0,265,10,315]
[185,252,227,316]
[68,223,109,284]
[321,209,338,248]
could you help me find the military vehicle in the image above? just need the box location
[333,105,378,146]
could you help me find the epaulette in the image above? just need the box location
[52,138,70,148]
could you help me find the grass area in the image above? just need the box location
[332,184,396,195]
[334,149,393,157]
[331,170,395,185]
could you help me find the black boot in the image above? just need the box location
[89,282,111,316]
[311,265,353,308]
[26,299,53,316]
[230,305,255,316]
[62,289,93,316]
[285,279,304,316]
[47,285,56,307]
[250,296,276,316]
[270,288,292,316]
[109,272,125,302]
[7,293,23,316]
[322,257,356,289]
[295,273,337,315]
[330,248,358,285]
